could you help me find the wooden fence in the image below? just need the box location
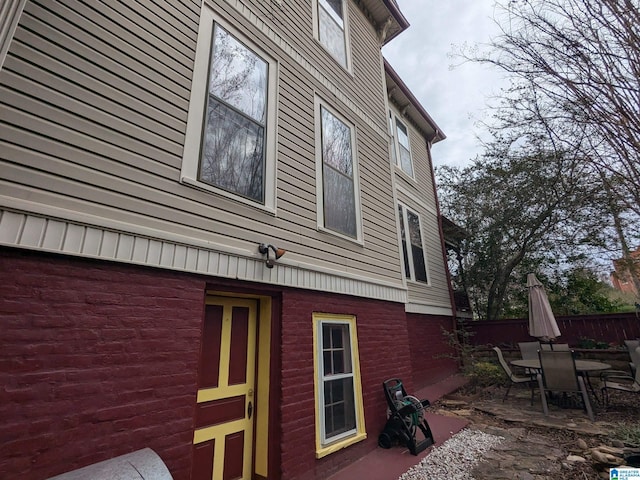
[460,312,640,348]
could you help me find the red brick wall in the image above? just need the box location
[1,249,205,480]
[278,289,411,480]
[2,248,456,480]
[406,313,459,389]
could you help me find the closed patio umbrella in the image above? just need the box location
[527,273,561,343]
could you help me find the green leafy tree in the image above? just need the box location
[544,267,624,315]
[437,145,603,320]
[454,0,640,294]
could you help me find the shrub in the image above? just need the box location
[578,337,611,349]
[465,361,509,389]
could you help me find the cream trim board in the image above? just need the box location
[396,185,438,217]
[313,313,366,458]
[0,208,407,302]
[181,4,279,213]
[405,302,454,316]
[389,110,415,180]
[397,201,431,286]
[312,0,353,72]
[314,96,364,244]
[0,0,26,71]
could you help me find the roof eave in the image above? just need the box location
[358,0,410,45]
[384,58,446,143]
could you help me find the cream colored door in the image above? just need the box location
[192,297,257,480]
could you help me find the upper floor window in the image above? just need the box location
[315,99,361,241]
[181,7,278,211]
[398,203,429,283]
[390,112,414,177]
[315,0,349,69]
[313,314,366,458]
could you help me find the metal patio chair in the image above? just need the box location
[624,339,639,351]
[492,346,536,404]
[540,343,570,351]
[518,341,540,360]
[601,347,640,408]
[625,341,640,375]
[537,349,594,421]
[517,341,540,375]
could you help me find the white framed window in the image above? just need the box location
[390,111,414,177]
[313,314,366,458]
[315,98,362,241]
[181,6,278,212]
[398,203,429,283]
[313,0,351,69]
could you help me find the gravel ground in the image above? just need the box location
[397,429,505,480]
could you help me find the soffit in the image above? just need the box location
[357,0,409,44]
[384,58,446,143]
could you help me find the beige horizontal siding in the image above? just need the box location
[410,127,437,203]
[16,6,189,124]
[240,0,388,133]
[0,0,407,292]
[395,123,451,309]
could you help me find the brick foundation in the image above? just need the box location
[1,248,458,480]
[278,289,412,480]
[1,249,204,480]
[406,313,459,390]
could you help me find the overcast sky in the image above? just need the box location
[382,1,506,168]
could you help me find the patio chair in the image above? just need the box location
[492,346,536,404]
[625,341,640,375]
[624,339,639,351]
[540,343,570,351]
[517,341,540,374]
[518,341,540,360]
[537,349,594,421]
[601,352,640,407]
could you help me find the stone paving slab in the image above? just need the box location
[469,424,570,479]
[470,399,613,436]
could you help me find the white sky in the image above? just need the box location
[382,1,506,168]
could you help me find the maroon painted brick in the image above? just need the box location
[277,289,413,480]
[2,248,459,480]
[406,313,459,389]
[0,249,204,480]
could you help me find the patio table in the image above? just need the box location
[510,359,611,373]
[510,359,611,402]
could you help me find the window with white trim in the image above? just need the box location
[313,314,366,458]
[181,6,277,210]
[316,99,362,240]
[314,0,349,69]
[390,112,414,177]
[398,203,429,283]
